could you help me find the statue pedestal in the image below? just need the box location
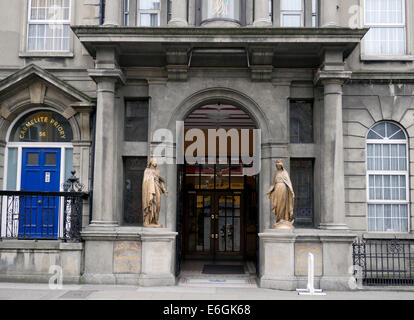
[81,226,177,286]
[139,228,178,287]
[259,229,357,291]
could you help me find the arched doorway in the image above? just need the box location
[177,103,259,272]
[2,109,74,239]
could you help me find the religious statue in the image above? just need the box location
[213,0,228,17]
[142,158,168,228]
[266,159,295,229]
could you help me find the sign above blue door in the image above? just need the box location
[9,110,73,143]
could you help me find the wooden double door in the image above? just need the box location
[184,191,244,259]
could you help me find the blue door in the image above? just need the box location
[19,148,61,239]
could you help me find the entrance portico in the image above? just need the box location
[73,26,365,289]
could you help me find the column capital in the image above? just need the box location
[88,69,126,86]
[314,70,352,86]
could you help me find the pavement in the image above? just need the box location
[0,282,413,300]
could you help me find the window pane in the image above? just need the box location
[28,153,39,165]
[290,159,313,227]
[123,157,147,225]
[45,153,57,165]
[364,27,406,55]
[365,0,403,24]
[124,100,149,141]
[139,0,160,10]
[6,148,18,190]
[282,14,302,27]
[64,148,73,182]
[281,0,302,10]
[289,101,313,143]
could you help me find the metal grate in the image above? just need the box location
[352,239,414,286]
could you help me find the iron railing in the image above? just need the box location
[0,171,88,242]
[352,239,414,286]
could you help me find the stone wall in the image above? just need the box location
[0,241,83,284]
[343,83,414,233]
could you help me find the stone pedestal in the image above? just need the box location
[259,229,356,291]
[259,230,296,290]
[139,229,178,287]
[81,227,177,286]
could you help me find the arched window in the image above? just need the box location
[366,122,409,232]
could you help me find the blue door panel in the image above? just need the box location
[19,148,61,239]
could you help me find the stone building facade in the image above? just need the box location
[0,0,413,290]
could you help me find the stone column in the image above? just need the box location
[168,0,188,26]
[87,47,126,228]
[320,0,339,27]
[92,78,118,226]
[317,71,350,230]
[104,0,122,26]
[253,0,272,26]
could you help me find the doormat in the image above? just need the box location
[202,264,245,274]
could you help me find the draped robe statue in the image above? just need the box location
[213,0,228,17]
[266,160,295,229]
[142,158,168,228]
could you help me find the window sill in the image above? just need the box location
[19,51,74,58]
[362,232,414,240]
[361,54,414,62]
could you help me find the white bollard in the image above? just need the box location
[296,253,326,296]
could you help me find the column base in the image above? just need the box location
[253,19,272,27]
[318,223,350,230]
[168,19,188,27]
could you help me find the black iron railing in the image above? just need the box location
[352,239,414,286]
[0,171,88,242]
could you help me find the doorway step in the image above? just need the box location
[177,260,258,288]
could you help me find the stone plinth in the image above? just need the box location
[259,229,356,291]
[139,229,178,287]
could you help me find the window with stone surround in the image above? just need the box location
[289,100,313,144]
[290,159,314,227]
[363,0,406,55]
[366,122,409,232]
[123,157,147,226]
[124,100,149,142]
[27,0,71,52]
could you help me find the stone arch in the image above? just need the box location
[166,87,271,142]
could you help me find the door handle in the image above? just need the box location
[211,234,219,239]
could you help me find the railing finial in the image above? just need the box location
[63,170,84,192]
